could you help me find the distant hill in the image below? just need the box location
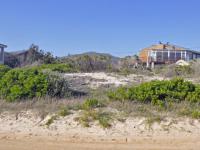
[64,51,119,58]
[61,51,120,62]
[60,52,121,72]
[4,47,140,72]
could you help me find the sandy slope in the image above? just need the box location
[64,72,165,89]
[0,111,200,150]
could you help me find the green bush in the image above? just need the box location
[45,115,58,126]
[39,63,76,73]
[47,73,71,98]
[98,112,112,128]
[186,86,200,103]
[76,110,112,128]
[175,65,194,76]
[58,107,70,117]
[0,65,11,79]
[28,63,76,73]
[0,67,72,102]
[108,78,200,105]
[191,110,200,119]
[82,99,100,110]
[0,68,48,102]
[107,86,129,102]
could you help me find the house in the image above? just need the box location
[139,42,200,68]
[0,44,7,64]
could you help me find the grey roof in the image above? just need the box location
[0,44,7,48]
[9,50,28,55]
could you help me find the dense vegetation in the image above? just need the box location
[60,52,120,72]
[108,78,200,106]
[0,65,11,79]
[0,68,48,102]
[32,63,77,73]
[0,66,73,102]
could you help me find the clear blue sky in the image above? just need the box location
[0,0,200,57]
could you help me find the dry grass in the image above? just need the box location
[108,100,200,119]
[75,108,112,128]
[0,97,83,119]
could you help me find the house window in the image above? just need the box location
[156,52,162,62]
[163,52,168,61]
[150,51,156,61]
[176,52,181,61]
[169,52,175,62]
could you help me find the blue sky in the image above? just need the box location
[0,0,200,57]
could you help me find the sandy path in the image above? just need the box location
[0,135,199,150]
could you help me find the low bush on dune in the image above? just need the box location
[76,109,112,128]
[31,63,77,73]
[0,65,11,79]
[40,63,77,73]
[108,78,200,106]
[47,72,72,98]
[82,98,101,110]
[0,68,48,102]
[0,67,72,102]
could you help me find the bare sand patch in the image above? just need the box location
[64,72,165,89]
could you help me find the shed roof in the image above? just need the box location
[0,44,7,48]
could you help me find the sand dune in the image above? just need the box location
[0,111,200,150]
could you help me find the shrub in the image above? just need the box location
[0,65,11,79]
[58,107,70,117]
[47,73,71,98]
[145,115,162,129]
[191,110,200,119]
[0,68,48,102]
[186,86,200,103]
[108,78,200,105]
[76,110,112,128]
[45,115,58,126]
[97,112,112,128]
[38,63,76,73]
[107,87,129,103]
[82,99,100,110]
[0,67,73,102]
[178,108,200,119]
[175,65,194,76]
[129,78,196,103]
[161,64,194,78]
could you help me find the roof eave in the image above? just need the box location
[0,44,7,48]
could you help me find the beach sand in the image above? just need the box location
[0,111,200,150]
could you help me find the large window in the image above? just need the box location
[169,52,175,62]
[197,54,200,59]
[150,51,156,61]
[186,52,193,61]
[156,52,162,62]
[176,52,181,61]
[163,52,168,61]
[181,51,186,60]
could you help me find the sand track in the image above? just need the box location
[0,134,199,150]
